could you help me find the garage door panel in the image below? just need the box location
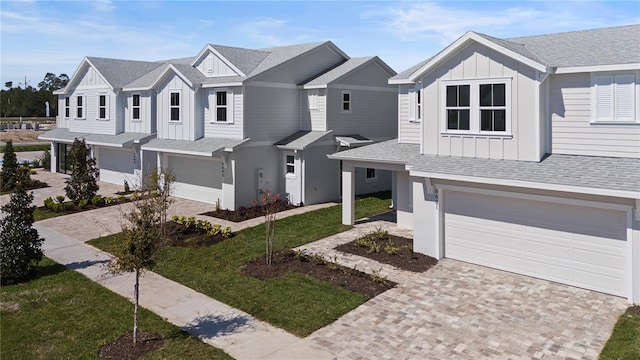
[444,190,627,297]
[99,148,135,185]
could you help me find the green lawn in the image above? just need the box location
[600,308,640,359]
[90,192,392,336]
[34,207,64,222]
[0,258,232,360]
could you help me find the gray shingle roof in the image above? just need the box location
[141,137,247,156]
[304,57,375,86]
[248,41,335,77]
[210,45,270,75]
[84,132,155,147]
[394,24,640,81]
[335,135,373,147]
[86,57,164,89]
[332,140,640,195]
[275,130,333,150]
[38,128,89,143]
[409,153,640,194]
[329,139,420,164]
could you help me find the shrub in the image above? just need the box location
[31,159,41,168]
[91,195,105,206]
[64,138,99,203]
[117,194,126,203]
[56,195,65,204]
[51,203,64,212]
[1,140,18,191]
[104,196,114,205]
[43,197,54,210]
[124,180,130,193]
[40,149,51,171]
[78,199,89,209]
[63,202,74,211]
[384,240,401,255]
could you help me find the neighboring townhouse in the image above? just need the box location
[331,25,640,303]
[40,42,397,208]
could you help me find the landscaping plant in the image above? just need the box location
[64,138,99,203]
[256,190,280,265]
[1,139,18,191]
[40,148,51,171]
[149,169,176,239]
[0,167,44,285]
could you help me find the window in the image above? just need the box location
[409,88,421,122]
[98,94,107,119]
[365,168,376,181]
[64,97,70,118]
[417,89,422,121]
[446,85,470,130]
[76,95,84,118]
[442,79,511,134]
[308,90,318,110]
[592,74,636,122]
[479,84,506,131]
[170,92,180,122]
[216,91,227,122]
[132,94,140,120]
[286,155,295,175]
[342,91,351,113]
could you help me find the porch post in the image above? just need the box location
[50,142,57,172]
[341,162,355,225]
[391,170,397,209]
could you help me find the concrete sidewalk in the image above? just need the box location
[35,224,336,360]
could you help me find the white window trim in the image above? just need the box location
[210,89,234,124]
[308,89,319,110]
[131,93,141,122]
[590,72,638,124]
[97,93,109,121]
[440,78,512,136]
[75,94,85,120]
[64,97,70,119]
[365,168,377,182]
[285,154,296,179]
[169,90,181,123]
[341,90,351,113]
[408,87,421,123]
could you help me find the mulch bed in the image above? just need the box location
[165,222,230,248]
[99,331,165,360]
[242,250,396,298]
[1,181,49,194]
[336,234,438,272]
[200,200,297,222]
[627,305,640,315]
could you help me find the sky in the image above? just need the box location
[1,0,638,88]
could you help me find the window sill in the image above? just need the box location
[169,121,182,125]
[96,118,109,121]
[440,132,513,139]
[285,174,296,179]
[210,121,234,125]
[365,178,378,183]
[590,121,640,126]
[409,120,421,124]
[74,118,86,120]
[131,119,142,123]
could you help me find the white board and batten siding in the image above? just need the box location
[204,87,244,139]
[421,42,541,161]
[156,74,196,141]
[398,85,421,144]
[194,52,239,77]
[300,89,327,131]
[67,65,118,135]
[125,91,156,134]
[444,190,628,297]
[550,73,640,158]
[167,154,223,204]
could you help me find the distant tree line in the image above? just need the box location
[1,73,69,118]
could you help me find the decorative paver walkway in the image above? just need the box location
[296,216,629,360]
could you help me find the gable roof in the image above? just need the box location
[275,130,333,150]
[304,56,396,88]
[393,24,640,84]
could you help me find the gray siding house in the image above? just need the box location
[41,42,397,208]
[331,25,640,304]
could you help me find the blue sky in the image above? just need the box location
[1,0,638,88]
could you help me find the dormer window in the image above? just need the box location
[170,92,180,122]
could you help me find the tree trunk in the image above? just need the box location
[133,269,139,345]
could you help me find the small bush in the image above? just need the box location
[56,195,65,204]
[63,202,74,211]
[104,196,114,205]
[384,240,401,255]
[123,180,130,193]
[40,149,51,171]
[117,194,125,202]
[31,159,41,168]
[78,199,89,209]
[43,197,54,210]
[51,203,64,212]
[91,195,105,206]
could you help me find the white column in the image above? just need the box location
[341,162,355,225]
[390,170,397,209]
[156,151,162,172]
[50,142,57,172]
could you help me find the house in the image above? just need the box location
[330,25,640,304]
[40,42,398,208]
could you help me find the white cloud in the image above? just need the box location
[93,0,115,13]
[364,1,636,44]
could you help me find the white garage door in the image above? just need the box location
[444,190,627,297]
[99,148,136,186]
[168,155,222,204]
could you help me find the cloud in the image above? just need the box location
[93,0,115,13]
[363,1,636,44]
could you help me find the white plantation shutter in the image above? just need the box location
[615,74,635,122]
[408,87,417,121]
[594,75,614,121]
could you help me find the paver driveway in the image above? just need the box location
[302,220,628,360]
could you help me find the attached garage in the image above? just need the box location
[167,155,223,204]
[98,147,136,185]
[444,190,628,297]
